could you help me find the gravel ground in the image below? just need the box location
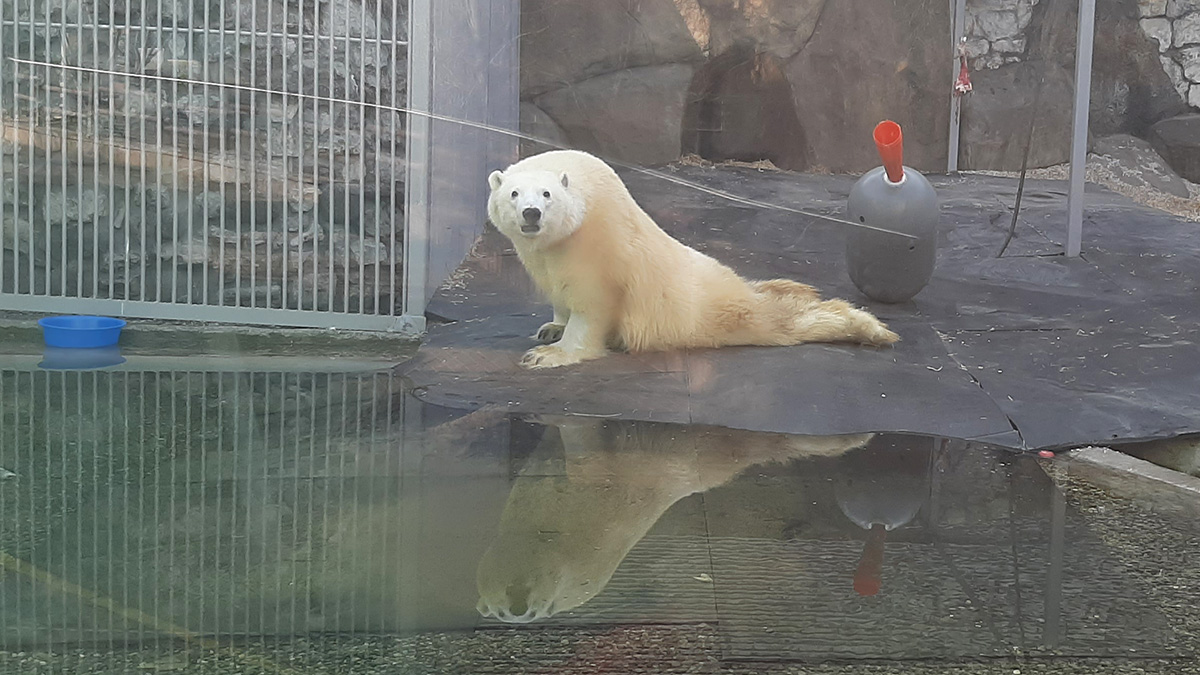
[2,635,1199,675]
[968,154,1200,223]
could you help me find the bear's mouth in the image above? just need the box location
[520,223,541,235]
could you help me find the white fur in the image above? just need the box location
[486,149,899,369]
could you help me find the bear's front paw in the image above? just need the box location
[533,322,566,344]
[520,345,582,369]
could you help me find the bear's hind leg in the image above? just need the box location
[789,299,900,347]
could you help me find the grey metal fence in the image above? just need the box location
[0,0,518,334]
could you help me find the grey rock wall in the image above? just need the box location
[520,0,1193,175]
[0,0,408,312]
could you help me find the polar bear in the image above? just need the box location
[486,149,900,369]
[474,415,872,623]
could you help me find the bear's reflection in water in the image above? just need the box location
[474,416,878,624]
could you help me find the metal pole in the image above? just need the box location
[403,0,433,324]
[1043,486,1066,648]
[1066,0,1096,258]
[947,0,967,173]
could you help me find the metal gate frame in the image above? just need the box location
[0,0,518,336]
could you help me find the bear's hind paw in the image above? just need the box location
[533,322,566,344]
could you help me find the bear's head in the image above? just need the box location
[487,168,585,248]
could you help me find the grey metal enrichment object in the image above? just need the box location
[845,121,938,304]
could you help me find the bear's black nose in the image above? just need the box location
[522,207,541,226]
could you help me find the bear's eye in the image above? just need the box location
[510,190,518,199]
[542,191,551,199]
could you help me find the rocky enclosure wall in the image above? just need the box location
[1139,0,1200,108]
[520,0,1197,175]
[0,0,408,312]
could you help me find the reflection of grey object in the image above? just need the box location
[833,439,932,596]
[834,461,928,532]
[845,166,938,304]
[38,346,126,371]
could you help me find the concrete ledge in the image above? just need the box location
[1051,446,1200,521]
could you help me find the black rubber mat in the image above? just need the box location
[403,167,1200,450]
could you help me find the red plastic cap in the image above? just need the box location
[873,120,905,184]
[853,524,887,597]
[854,574,882,597]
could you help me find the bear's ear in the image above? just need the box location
[488,170,504,191]
[559,172,569,189]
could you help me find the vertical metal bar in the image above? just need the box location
[211,0,225,307]
[278,10,290,314]
[249,1,261,308]
[329,4,339,314]
[104,372,114,656]
[0,373,8,653]
[947,0,966,173]
[1043,485,1066,648]
[232,0,246,308]
[232,372,244,648]
[55,372,64,648]
[26,0,37,296]
[296,0,307,313]
[319,372,334,628]
[196,8,208,308]
[150,371,162,643]
[74,373,83,647]
[264,0,275,310]
[275,372,288,639]
[309,18,321,314]
[106,10,117,300]
[120,373,131,665]
[341,21,351,316]
[287,371,302,635]
[73,0,84,298]
[403,0,432,319]
[52,0,63,297]
[183,13,195,304]
[182,12,195,305]
[1066,0,1095,258]
[257,372,273,646]
[137,0,148,302]
[387,17,401,321]
[212,373,225,647]
[176,371,191,644]
[35,372,44,647]
[88,373,98,642]
[372,0,385,316]
[309,14,324,312]
[162,0,176,304]
[356,0,368,315]
[0,6,7,293]
[335,373,348,631]
[305,372,320,633]
[89,0,99,299]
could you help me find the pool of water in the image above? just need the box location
[1,362,1198,674]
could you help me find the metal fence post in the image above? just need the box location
[1066,0,1096,258]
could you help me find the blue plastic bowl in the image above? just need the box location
[38,315,126,349]
[39,346,127,371]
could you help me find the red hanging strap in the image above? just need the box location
[954,38,973,96]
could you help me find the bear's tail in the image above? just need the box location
[746,279,900,347]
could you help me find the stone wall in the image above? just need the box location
[520,0,1195,174]
[1139,0,1200,108]
[0,0,408,312]
[963,0,1041,70]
